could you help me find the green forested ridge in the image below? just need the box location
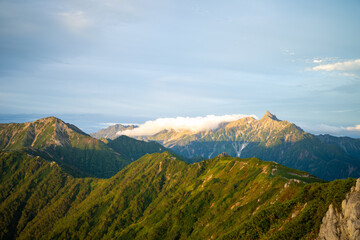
[0,150,355,240]
[0,117,131,178]
[0,151,99,240]
[107,135,169,162]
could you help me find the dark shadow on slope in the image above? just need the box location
[26,146,130,178]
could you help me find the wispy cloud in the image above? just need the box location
[119,114,258,136]
[312,59,360,72]
[312,59,322,63]
[281,49,295,56]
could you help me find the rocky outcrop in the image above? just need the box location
[217,152,230,158]
[318,178,360,240]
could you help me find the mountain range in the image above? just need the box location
[92,111,360,181]
[1,114,360,239]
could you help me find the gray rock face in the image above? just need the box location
[318,178,360,240]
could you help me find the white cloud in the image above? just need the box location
[347,125,360,131]
[119,114,258,136]
[313,59,322,63]
[312,59,360,72]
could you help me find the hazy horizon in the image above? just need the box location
[1,111,359,138]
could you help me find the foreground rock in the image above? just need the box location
[318,178,360,240]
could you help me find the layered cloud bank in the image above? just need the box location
[118,114,258,136]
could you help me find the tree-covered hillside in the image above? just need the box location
[107,135,169,162]
[0,150,355,240]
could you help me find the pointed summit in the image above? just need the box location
[261,110,279,121]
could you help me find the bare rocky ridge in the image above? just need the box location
[318,178,360,240]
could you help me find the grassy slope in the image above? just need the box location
[1,151,355,240]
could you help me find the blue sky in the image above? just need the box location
[0,0,359,136]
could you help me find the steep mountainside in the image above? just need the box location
[107,135,169,162]
[90,124,137,140]
[0,117,130,178]
[0,151,99,240]
[136,111,360,180]
[1,150,357,240]
[317,134,360,161]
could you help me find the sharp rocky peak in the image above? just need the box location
[261,110,280,121]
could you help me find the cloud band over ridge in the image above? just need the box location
[118,114,258,137]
